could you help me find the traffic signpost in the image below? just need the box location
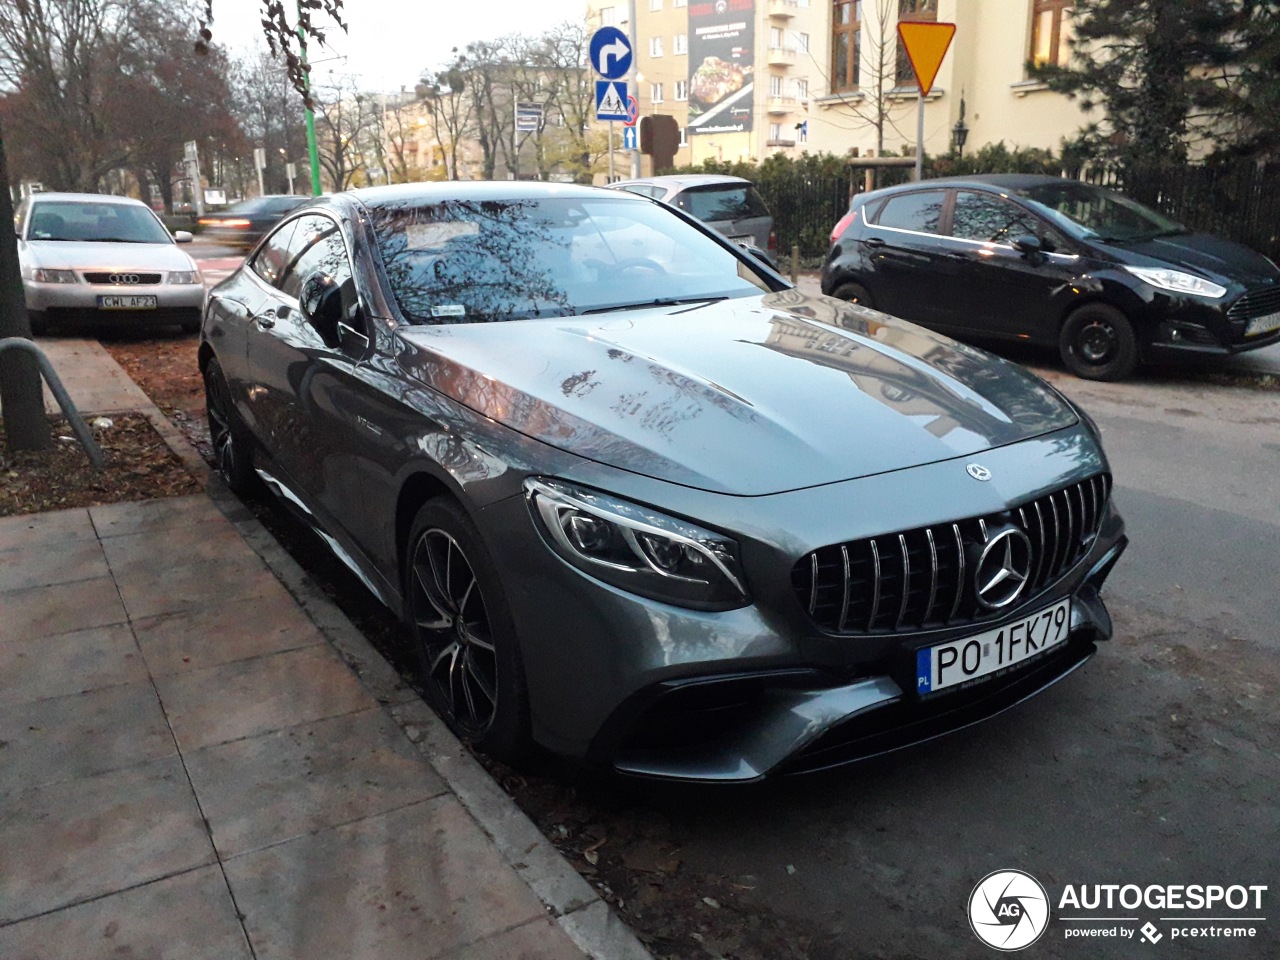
[590,26,634,182]
[897,20,956,182]
[623,126,638,151]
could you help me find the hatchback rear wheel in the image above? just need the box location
[832,281,874,309]
[1059,303,1138,381]
[404,497,533,765]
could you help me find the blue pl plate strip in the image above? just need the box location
[916,648,931,693]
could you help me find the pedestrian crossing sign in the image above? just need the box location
[595,81,629,122]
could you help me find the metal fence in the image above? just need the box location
[757,160,1279,267]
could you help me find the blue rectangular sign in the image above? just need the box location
[623,125,638,150]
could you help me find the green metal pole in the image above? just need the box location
[298,4,322,195]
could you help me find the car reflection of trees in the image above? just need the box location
[369,200,573,325]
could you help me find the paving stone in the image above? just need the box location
[0,756,214,922]
[0,576,127,642]
[0,537,109,591]
[0,622,149,707]
[0,681,175,794]
[90,495,226,539]
[224,796,547,960]
[0,509,95,551]
[154,645,373,752]
[0,865,252,960]
[186,707,446,858]
[132,596,324,676]
[436,918,591,960]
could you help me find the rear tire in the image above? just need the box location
[403,497,534,767]
[832,281,875,309]
[1059,303,1138,381]
[202,357,259,494]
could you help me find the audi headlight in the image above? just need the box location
[1123,266,1226,299]
[30,268,78,283]
[168,270,201,285]
[524,478,749,610]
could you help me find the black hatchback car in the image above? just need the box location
[821,175,1280,380]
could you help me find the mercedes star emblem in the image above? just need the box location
[974,528,1033,609]
[967,463,993,482]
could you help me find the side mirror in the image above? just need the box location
[1012,235,1043,256]
[299,271,343,345]
[173,230,194,243]
[737,242,778,271]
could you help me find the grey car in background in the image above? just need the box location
[16,192,205,333]
[609,173,776,256]
[199,181,1126,782]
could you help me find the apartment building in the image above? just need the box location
[587,0,1091,169]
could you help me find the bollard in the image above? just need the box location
[790,245,799,284]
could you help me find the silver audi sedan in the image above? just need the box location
[16,192,206,334]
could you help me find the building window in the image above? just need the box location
[675,80,689,100]
[675,0,687,6]
[1031,0,1074,67]
[600,5,620,26]
[798,32,810,54]
[649,37,663,57]
[651,82,664,103]
[770,26,784,48]
[794,78,809,99]
[797,120,809,142]
[832,0,861,92]
[896,0,939,87]
[679,126,688,145]
[769,74,783,97]
[650,0,663,9]
[770,122,783,140]
[674,33,688,55]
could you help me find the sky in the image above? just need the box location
[207,0,587,93]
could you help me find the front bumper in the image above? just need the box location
[478,424,1127,781]
[25,279,205,326]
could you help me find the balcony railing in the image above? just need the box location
[766,96,797,114]
[767,0,799,18]
[767,46,797,67]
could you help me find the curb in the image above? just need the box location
[141,389,654,960]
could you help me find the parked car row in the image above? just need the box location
[821,175,1280,380]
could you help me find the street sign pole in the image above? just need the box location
[254,147,266,198]
[916,91,924,181]
[297,0,322,195]
[608,122,615,182]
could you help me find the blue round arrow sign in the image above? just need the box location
[590,27,633,80]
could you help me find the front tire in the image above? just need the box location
[832,281,875,309]
[203,357,258,494]
[1059,303,1138,381]
[404,497,533,766]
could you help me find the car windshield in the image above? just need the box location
[230,196,306,215]
[1018,182,1186,243]
[368,195,772,324]
[26,200,172,243]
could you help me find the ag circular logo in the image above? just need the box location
[968,869,1050,951]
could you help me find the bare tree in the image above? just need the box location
[416,55,476,181]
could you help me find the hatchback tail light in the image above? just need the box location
[830,210,857,246]
[768,229,777,252]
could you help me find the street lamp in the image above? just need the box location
[950,93,969,157]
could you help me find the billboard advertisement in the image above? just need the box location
[687,0,755,135]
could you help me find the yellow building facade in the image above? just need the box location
[587,0,1093,170]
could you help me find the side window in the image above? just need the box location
[250,220,299,287]
[676,185,768,223]
[872,190,946,235]
[279,214,360,324]
[951,191,1044,245]
[619,185,660,199]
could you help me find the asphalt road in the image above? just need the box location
[622,363,1280,959]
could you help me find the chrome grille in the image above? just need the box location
[1227,285,1280,322]
[82,272,162,285]
[792,474,1112,635]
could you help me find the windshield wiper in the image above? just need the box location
[581,296,727,316]
[89,237,152,243]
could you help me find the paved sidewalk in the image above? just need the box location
[1,340,649,960]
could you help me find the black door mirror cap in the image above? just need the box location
[299,271,343,344]
[1013,235,1043,255]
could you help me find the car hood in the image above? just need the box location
[395,291,1077,496]
[19,240,195,271]
[1111,232,1280,287]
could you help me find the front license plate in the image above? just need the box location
[98,295,157,310]
[1245,310,1280,337]
[916,598,1071,695]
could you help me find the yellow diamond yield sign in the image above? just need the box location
[897,21,956,97]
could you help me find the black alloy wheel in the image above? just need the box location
[832,281,875,308]
[1059,303,1138,381]
[202,357,258,494]
[404,498,532,764]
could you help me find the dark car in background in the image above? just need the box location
[198,194,310,249]
[608,174,776,258]
[822,174,1280,380]
[200,180,1125,781]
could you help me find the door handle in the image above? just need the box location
[254,312,276,329]
[864,237,886,248]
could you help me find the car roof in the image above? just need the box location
[610,174,752,190]
[857,173,1073,203]
[345,180,643,209]
[27,192,148,207]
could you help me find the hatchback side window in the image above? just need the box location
[676,185,769,223]
[872,190,946,235]
[250,220,299,286]
[951,191,1046,245]
[279,214,361,327]
[619,185,662,199]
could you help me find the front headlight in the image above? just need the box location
[1123,265,1226,299]
[30,268,78,283]
[168,270,201,285]
[524,478,749,610]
